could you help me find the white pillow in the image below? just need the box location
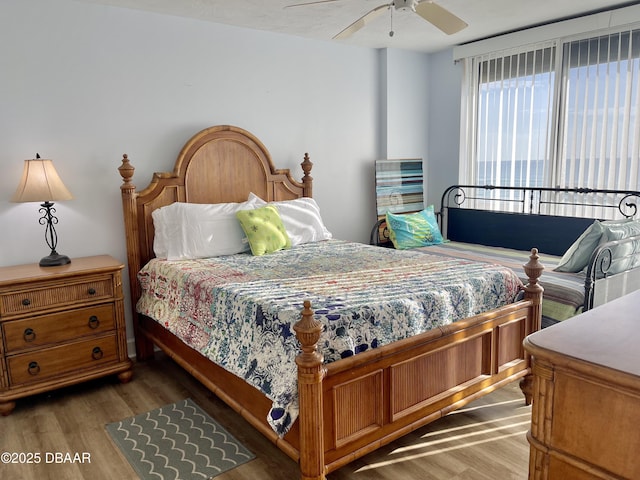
[152,199,259,260]
[152,207,170,259]
[248,193,332,246]
[553,220,604,273]
[554,218,640,273]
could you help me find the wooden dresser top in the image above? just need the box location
[0,255,123,286]
[525,290,640,379]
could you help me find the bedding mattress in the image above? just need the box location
[418,242,586,323]
[136,239,522,436]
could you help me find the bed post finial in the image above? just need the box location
[301,153,313,198]
[523,248,544,307]
[520,247,545,405]
[118,154,135,188]
[294,300,323,365]
[294,300,326,480]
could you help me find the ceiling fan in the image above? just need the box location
[285,0,468,39]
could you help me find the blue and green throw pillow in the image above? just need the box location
[236,205,291,255]
[386,206,444,249]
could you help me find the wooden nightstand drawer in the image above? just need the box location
[7,334,119,386]
[0,276,114,317]
[2,304,116,353]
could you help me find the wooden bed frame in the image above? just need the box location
[117,125,544,480]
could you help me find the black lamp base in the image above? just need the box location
[39,253,71,267]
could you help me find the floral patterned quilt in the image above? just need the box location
[136,240,522,436]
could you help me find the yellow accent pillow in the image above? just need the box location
[236,205,291,256]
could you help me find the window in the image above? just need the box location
[559,30,640,191]
[461,27,640,196]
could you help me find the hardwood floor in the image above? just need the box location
[0,353,531,480]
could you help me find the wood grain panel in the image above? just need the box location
[185,139,269,203]
[547,455,604,480]
[390,336,485,421]
[497,317,525,369]
[332,370,383,448]
[551,372,640,479]
[3,304,115,353]
[7,334,119,386]
[0,277,113,317]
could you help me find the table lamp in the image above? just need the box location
[11,154,74,267]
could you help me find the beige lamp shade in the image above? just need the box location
[11,157,73,203]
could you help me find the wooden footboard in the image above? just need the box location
[293,250,544,479]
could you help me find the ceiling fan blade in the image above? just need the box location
[414,1,467,35]
[333,4,390,39]
[284,0,342,8]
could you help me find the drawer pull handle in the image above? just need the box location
[91,347,104,360]
[23,328,36,342]
[22,298,31,306]
[28,361,41,375]
[87,288,97,295]
[88,316,100,329]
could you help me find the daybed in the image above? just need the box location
[117,125,544,480]
[373,185,640,326]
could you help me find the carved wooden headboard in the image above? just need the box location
[117,125,313,313]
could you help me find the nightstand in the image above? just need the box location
[0,255,133,415]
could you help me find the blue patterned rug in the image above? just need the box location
[106,398,254,480]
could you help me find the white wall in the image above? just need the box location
[377,48,462,212]
[426,49,463,207]
[0,0,462,344]
[383,49,430,160]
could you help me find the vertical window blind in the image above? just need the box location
[460,25,640,216]
[475,43,556,188]
[559,30,640,193]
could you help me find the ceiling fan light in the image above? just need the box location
[392,0,416,12]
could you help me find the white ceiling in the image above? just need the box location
[77,0,640,52]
